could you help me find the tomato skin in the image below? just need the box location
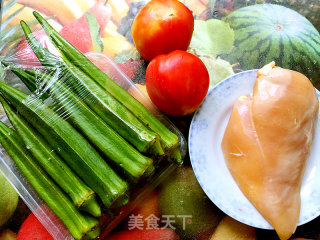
[105,228,180,240]
[17,213,53,240]
[145,50,209,116]
[132,0,194,61]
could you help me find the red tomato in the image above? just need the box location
[145,50,209,116]
[123,190,160,230]
[105,228,180,240]
[17,213,53,240]
[132,0,194,61]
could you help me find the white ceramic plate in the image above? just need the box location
[189,70,320,229]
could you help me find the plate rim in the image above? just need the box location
[189,69,320,230]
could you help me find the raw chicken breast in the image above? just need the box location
[221,62,319,240]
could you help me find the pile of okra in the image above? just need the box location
[0,12,181,240]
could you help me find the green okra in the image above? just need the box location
[31,12,180,157]
[0,80,128,208]
[26,69,155,182]
[0,95,101,217]
[0,121,99,240]
[19,21,163,156]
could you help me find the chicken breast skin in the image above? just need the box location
[221,62,319,240]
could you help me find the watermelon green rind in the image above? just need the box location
[224,4,320,88]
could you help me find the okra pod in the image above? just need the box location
[0,80,128,208]
[26,69,155,182]
[0,121,99,240]
[32,12,180,156]
[2,62,50,101]
[0,95,101,217]
[19,21,163,155]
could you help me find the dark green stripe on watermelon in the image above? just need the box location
[223,4,320,89]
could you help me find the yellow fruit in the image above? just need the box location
[3,1,62,31]
[17,0,94,25]
[105,20,118,34]
[0,229,16,240]
[0,172,18,227]
[3,2,34,26]
[129,84,156,113]
[74,0,95,12]
[107,0,129,25]
[210,216,257,240]
[102,28,134,59]
[178,0,208,16]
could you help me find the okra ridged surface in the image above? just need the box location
[0,121,100,240]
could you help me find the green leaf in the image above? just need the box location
[85,12,104,53]
[189,19,235,58]
[199,55,234,90]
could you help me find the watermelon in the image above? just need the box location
[224,4,320,88]
[213,0,320,32]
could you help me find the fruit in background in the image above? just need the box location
[116,59,141,80]
[85,52,139,84]
[17,0,94,25]
[108,0,130,25]
[267,0,320,32]
[121,0,208,45]
[145,50,209,116]
[159,167,223,239]
[292,239,313,240]
[117,1,147,44]
[105,20,118,32]
[130,190,159,221]
[17,213,53,240]
[4,200,31,234]
[3,2,35,27]
[223,4,320,88]
[213,0,320,32]
[16,1,112,63]
[0,229,16,240]
[59,1,111,53]
[105,229,180,240]
[123,190,160,230]
[2,2,62,31]
[210,216,257,240]
[102,29,134,59]
[0,172,18,227]
[132,0,194,61]
[125,0,146,4]
[128,84,157,114]
[16,30,58,66]
[134,84,148,98]
[178,0,208,16]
